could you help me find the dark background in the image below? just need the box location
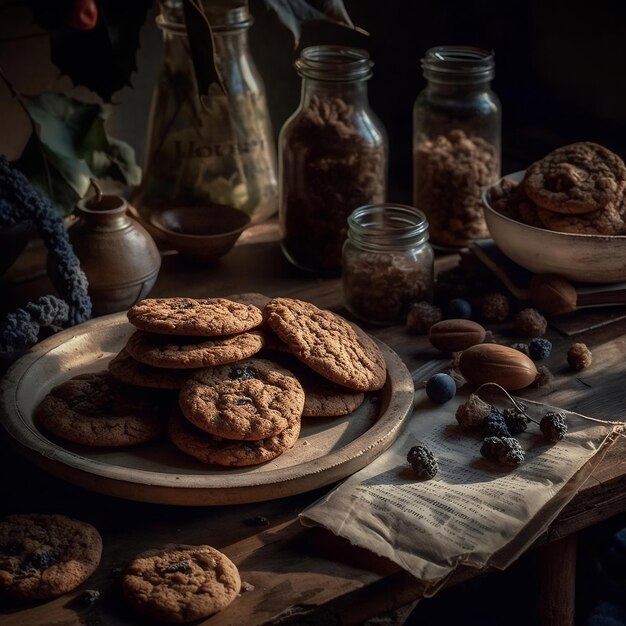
[246,0,626,203]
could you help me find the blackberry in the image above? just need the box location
[407,445,439,479]
[503,402,529,435]
[540,411,568,442]
[480,436,525,466]
[528,338,552,361]
[482,408,511,438]
[455,393,492,428]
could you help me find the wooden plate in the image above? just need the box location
[0,313,414,506]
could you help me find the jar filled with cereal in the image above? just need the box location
[279,46,388,274]
[413,46,501,249]
[342,204,434,325]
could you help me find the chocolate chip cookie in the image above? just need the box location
[125,330,264,369]
[179,358,305,440]
[127,297,263,336]
[109,349,197,389]
[122,544,240,622]
[536,200,626,235]
[264,298,386,391]
[35,371,168,446]
[0,513,102,600]
[168,410,300,466]
[524,142,626,214]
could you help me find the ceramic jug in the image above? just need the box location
[63,187,161,316]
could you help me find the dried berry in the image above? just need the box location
[443,298,472,320]
[531,366,554,388]
[503,402,529,435]
[407,445,439,479]
[483,408,511,438]
[480,292,510,323]
[229,366,257,380]
[159,560,192,575]
[425,372,457,404]
[455,393,492,428]
[567,342,592,371]
[510,342,530,357]
[515,308,547,337]
[528,338,552,361]
[406,301,442,334]
[480,436,525,466]
[540,411,568,442]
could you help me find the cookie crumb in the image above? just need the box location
[406,301,442,334]
[567,342,592,370]
[240,581,255,593]
[531,365,554,388]
[480,292,510,323]
[515,308,547,336]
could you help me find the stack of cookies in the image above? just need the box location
[489,142,626,235]
[35,295,387,468]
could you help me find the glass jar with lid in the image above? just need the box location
[413,46,501,249]
[279,45,388,274]
[342,203,434,325]
[134,0,278,224]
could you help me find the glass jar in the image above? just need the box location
[279,45,388,274]
[342,204,434,325]
[413,46,501,249]
[134,0,277,224]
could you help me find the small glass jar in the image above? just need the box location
[413,46,501,249]
[342,204,434,325]
[134,0,277,224]
[279,45,388,274]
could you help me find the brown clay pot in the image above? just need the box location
[58,192,161,316]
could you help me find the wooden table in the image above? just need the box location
[2,227,626,626]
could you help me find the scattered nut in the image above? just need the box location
[458,343,538,390]
[515,307,547,336]
[567,342,592,370]
[428,319,487,353]
[529,274,577,316]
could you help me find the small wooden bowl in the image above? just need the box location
[149,205,250,262]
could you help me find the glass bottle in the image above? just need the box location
[413,46,501,249]
[279,45,388,274]
[342,203,433,325]
[134,0,277,224]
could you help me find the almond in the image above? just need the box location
[428,319,486,353]
[529,274,577,316]
[459,344,538,390]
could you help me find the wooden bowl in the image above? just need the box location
[483,171,626,284]
[149,205,250,262]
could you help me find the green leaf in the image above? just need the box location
[16,93,141,216]
[263,0,360,44]
[27,0,153,102]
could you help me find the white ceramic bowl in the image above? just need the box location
[482,171,626,284]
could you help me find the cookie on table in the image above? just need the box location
[179,358,305,441]
[0,513,102,600]
[264,298,386,392]
[122,544,240,623]
[536,200,625,235]
[168,409,300,467]
[125,329,264,369]
[109,348,196,390]
[35,371,167,446]
[127,297,262,336]
[523,142,626,214]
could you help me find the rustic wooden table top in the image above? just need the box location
[2,224,626,625]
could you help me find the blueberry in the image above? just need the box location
[528,337,552,361]
[425,373,456,404]
[443,298,472,320]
